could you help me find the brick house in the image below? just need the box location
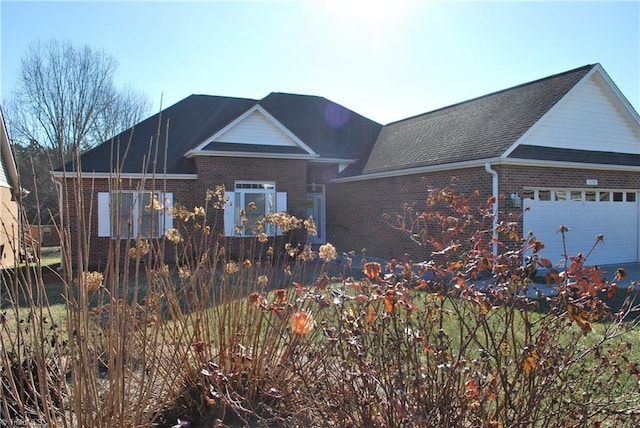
[53,64,640,268]
[330,64,640,266]
[52,93,381,268]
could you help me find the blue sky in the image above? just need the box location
[1,1,638,124]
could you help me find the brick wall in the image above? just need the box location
[61,157,311,268]
[194,157,308,218]
[328,167,493,261]
[329,165,640,261]
[62,177,196,269]
[497,165,640,197]
[194,156,309,258]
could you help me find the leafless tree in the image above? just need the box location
[4,39,151,222]
[7,38,150,155]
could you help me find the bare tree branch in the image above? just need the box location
[4,38,151,223]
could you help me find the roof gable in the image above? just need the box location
[361,65,596,175]
[62,93,381,175]
[505,64,640,159]
[188,104,316,157]
[61,95,257,174]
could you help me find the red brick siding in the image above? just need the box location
[328,167,493,261]
[194,157,307,217]
[497,165,640,197]
[63,157,310,267]
[330,165,640,261]
[62,177,197,269]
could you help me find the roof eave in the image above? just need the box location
[333,156,640,183]
[185,150,319,160]
[51,171,199,180]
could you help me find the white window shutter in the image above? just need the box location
[276,192,287,236]
[97,192,111,237]
[224,191,236,236]
[163,192,173,233]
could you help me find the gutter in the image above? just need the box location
[484,162,499,257]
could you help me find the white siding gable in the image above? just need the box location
[215,110,299,147]
[516,74,640,154]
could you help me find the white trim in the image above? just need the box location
[309,157,358,164]
[591,64,640,134]
[333,158,502,183]
[185,150,318,160]
[484,163,499,257]
[0,108,20,193]
[51,171,198,180]
[188,104,317,156]
[333,157,640,183]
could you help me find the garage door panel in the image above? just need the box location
[523,197,639,265]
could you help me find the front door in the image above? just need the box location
[306,185,325,245]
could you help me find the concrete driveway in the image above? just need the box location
[597,262,640,288]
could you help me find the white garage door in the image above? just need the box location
[522,189,639,266]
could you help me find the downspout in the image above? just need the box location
[484,163,499,257]
[54,178,64,273]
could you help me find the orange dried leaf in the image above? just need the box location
[500,342,510,357]
[523,353,538,376]
[615,268,628,282]
[429,238,444,252]
[538,258,552,269]
[290,311,314,335]
[274,288,287,304]
[384,297,395,314]
[365,306,378,323]
[363,262,382,279]
[447,261,463,272]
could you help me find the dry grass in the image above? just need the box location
[2,152,639,427]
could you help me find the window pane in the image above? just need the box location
[570,191,582,202]
[114,193,134,237]
[554,190,567,201]
[538,190,550,201]
[613,192,623,202]
[627,192,637,202]
[244,193,265,235]
[585,191,596,202]
[139,193,158,237]
[598,192,610,202]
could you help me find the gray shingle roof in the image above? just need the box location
[61,93,381,174]
[361,64,596,174]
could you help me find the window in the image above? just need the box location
[598,191,610,202]
[626,192,637,202]
[613,192,624,202]
[538,190,551,201]
[570,191,582,202]
[554,190,567,201]
[224,182,287,237]
[98,191,173,238]
[585,191,596,202]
